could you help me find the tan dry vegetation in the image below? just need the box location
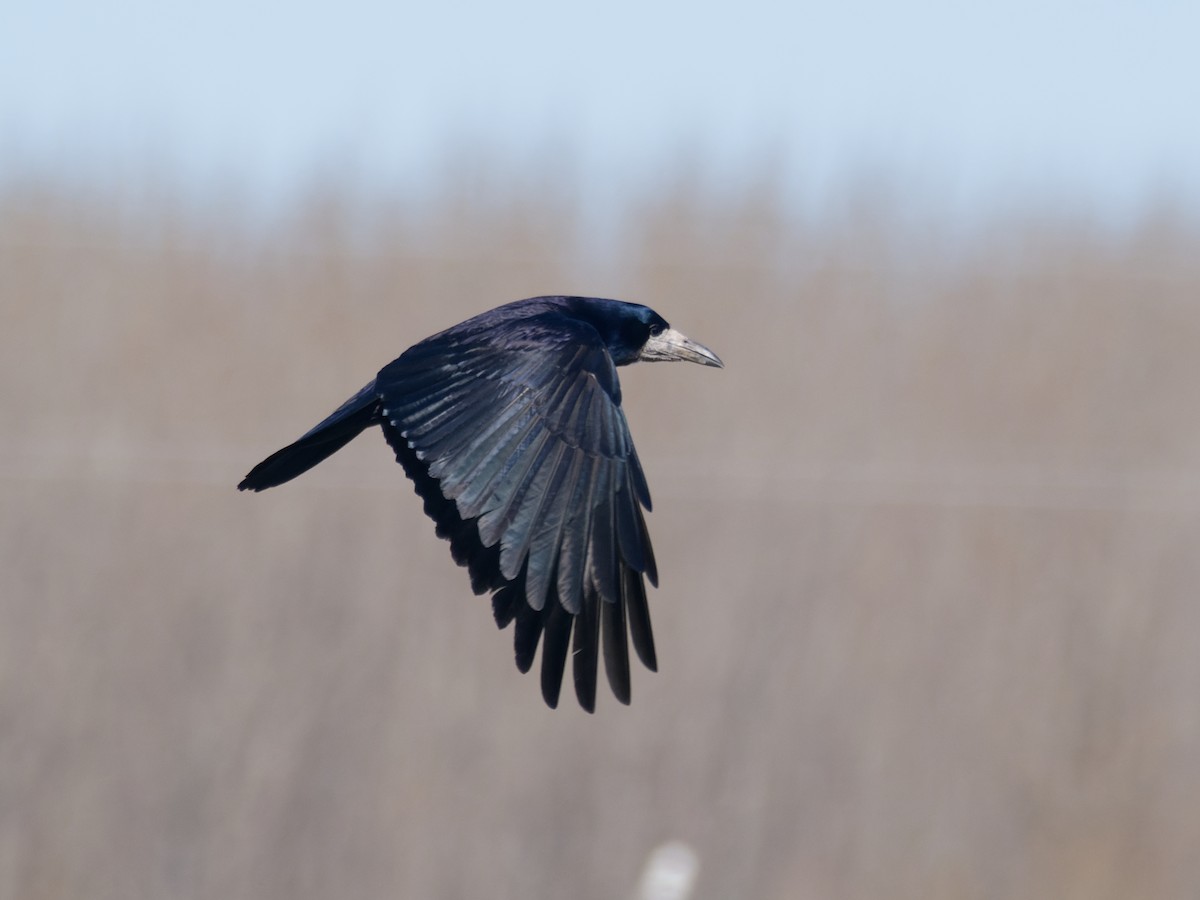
[1,171,1199,900]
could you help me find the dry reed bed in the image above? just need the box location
[1,174,1198,899]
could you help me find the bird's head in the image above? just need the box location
[574,298,724,369]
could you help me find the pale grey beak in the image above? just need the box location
[639,327,724,368]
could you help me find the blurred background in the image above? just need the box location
[3,2,1200,898]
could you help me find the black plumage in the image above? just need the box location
[238,296,722,710]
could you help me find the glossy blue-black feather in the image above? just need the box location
[375,297,660,710]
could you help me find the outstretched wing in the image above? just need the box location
[375,310,658,711]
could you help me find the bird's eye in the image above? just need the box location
[648,324,664,337]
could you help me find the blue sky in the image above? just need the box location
[3,0,1198,218]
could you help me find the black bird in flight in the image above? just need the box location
[239,296,723,711]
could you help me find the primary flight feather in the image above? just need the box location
[239,296,723,711]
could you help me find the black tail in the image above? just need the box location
[238,382,379,491]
